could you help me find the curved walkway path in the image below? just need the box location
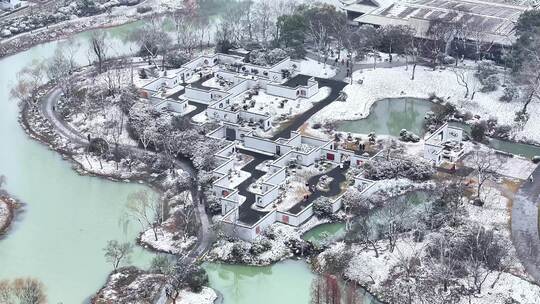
[511,165,540,283]
[39,86,214,264]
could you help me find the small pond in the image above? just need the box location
[302,222,346,243]
[336,98,436,136]
[336,98,540,159]
[205,260,380,304]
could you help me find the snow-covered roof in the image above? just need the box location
[348,0,529,45]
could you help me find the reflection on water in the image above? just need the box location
[337,98,436,136]
[302,223,345,243]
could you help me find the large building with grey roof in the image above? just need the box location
[342,0,532,46]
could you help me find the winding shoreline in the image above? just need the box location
[0,2,180,59]
[0,194,17,235]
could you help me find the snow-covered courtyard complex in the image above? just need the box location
[7,0,540,303]
[207,128,380,240]
[139,53,321,132]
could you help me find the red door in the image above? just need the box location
[327,153,335,161]
[282,215,289,224]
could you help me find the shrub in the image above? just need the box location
[186,266,209,293]
[249,48,288,66]
[492,124,512,139]
[471,120,487,142]
[230,243,246,263]
[249,238,272,255]
[363,156,435,181]
[500,85,519,102]
[166,51,190,68]
[475,62,497,81]
[136,5,152,14]
[480,75,500,92]
[312,197,333,219]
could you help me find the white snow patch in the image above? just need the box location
[297,58,337,79]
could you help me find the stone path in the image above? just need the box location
[511,164,540,283]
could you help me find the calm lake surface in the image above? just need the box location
[336,98,436,136]
[337,98,540,159]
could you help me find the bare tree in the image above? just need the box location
[452,66,478,99]
[406,36,421,80]
[10,61,46,109]
[103,240,134,272]
[0,278,47,304]
[460,226,509,298]
[469,149,501,202]
[89,31,108,74]
[379,25,415,62]
[424,19,459,69]
[13,278,47,304]
[127,190,163,241]
[310,274,341,304]
[517,42,540,119]
[46,48,76,98]
[426,231,462,293]
[347,217,380,258]
[253,0,273,46]
[132,18,172,69]
[172,9,199,56]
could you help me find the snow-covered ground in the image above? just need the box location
[71,154,145,179]
[175,287,217,304]
[69,107,138,147]
[310,64,540,144]
[140,226,196,255]
[297,58,337,79]
[248,86,331,120]
[461,144,538,180]
[208,223,301,265]
[322,178,537,304]
[201,77,224,89]
[140,193,198,255]
[0,198,11,232]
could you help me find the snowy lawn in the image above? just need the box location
[462,152,537,180]
[244,86,331,119]
[191,111,208,124]
[175,287,217,304]
[72,154,145,179]
[202,77,226,89]
[310,64,540,143]
[69,107,138,147]
[297,58,337,78]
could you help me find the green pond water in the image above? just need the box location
[0,28,154,303]
[338,98,540,158]
[302,223,346,243]
[448,122,540,159]
[337,98,436,136]
[301,191,428,244]
[205,260,380,304]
